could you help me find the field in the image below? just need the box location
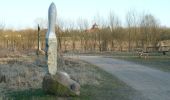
[0,51,142,100]
[111,52,170,72]
[0,49,170,99]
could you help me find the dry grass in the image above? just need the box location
[0,59,45,92]
[0,54,101,98]
[0,53,142,100]
[59,57,101,85]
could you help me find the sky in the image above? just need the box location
[0,0,169,30]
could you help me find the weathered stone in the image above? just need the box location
[45,2,57,75]
[42,72,80,96]
[43,3,80,96]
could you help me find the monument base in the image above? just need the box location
[42,72,80,96]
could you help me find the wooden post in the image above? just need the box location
[37,24,40,56]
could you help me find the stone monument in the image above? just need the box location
[45,2,57,75]
[42,2,80,96]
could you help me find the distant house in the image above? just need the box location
[157,40,170,52]
[85,23,99,33]
[145,40,170,53]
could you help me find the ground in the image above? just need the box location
[71,55,170,100]
[0,51,170,100]
[0,53,138,100]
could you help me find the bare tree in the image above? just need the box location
[140,13,160,50]
[77,18,89,51]
[126,10,139,51]
[0,22,5,48]
[109,12,120,51]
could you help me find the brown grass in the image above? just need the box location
[0,54,101,97]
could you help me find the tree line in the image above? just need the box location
[58,11,170,52]
[0,10,170,53]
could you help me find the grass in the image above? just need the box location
[1,51,168,100]
[112,52,170,72]
[70,51,170,72]
[4,62,138,100]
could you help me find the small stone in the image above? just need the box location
[42,72,80,96]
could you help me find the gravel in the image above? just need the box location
[73,56,170,100]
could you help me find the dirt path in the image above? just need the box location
[69,56,170,100]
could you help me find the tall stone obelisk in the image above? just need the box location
[43,3,80,96]
[45,2,57,75]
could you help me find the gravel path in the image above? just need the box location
[69,56,170,100]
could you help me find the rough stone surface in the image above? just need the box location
[42,72,80,96]
[43,3,80,96]
[45,3,57,75]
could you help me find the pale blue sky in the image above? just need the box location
[0,0,169,29]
